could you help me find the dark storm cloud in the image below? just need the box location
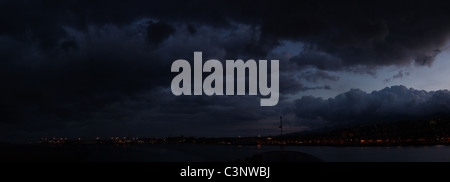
[294,85,450,126]
[186,24,197,35]
[279,72,334,95]
[0,23,176,141]
[299,70,340,83]
[145,21,175,48]
[2,0,450,141]
[383,70,411,83]
[0,1,282,141]
[267,1,450,70]
[3,1,450,68]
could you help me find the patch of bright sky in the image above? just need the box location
[273,40,450,99]
[383,48,450,92]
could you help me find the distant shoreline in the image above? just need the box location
[21,141,450,147]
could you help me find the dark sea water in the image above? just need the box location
[2,143,450,162]
[84,144,450,162]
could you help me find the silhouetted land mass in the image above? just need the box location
[2,117,450,161]
[285,115,450,146]
[31,115,450,147]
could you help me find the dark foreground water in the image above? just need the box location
[1,144,450,162]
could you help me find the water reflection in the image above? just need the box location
[85,144,450,162]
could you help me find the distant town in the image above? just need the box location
[39,116,450,146]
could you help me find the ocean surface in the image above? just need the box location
[2,143,450,162]
[84,144,450,162]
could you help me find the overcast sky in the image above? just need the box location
[2,0,450,143]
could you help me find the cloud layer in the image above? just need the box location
[295,85,450,127]
[2,1,450,142]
